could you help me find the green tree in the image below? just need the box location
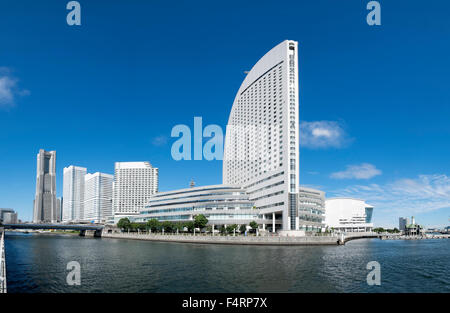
[184,221,195,233]
[226,224,238,234]
[194,214,208,230]
[239,224,247,234]
[161,221,175,233]
[117,218,131,231]
[129,223,146,231]
[373,227,385,233]
[147,219,160,232]
[219,225,226,234]
[173,222,185,232]
[249,221,258,233]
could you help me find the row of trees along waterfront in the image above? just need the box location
[373,227,400,233]
[116,215,259,234]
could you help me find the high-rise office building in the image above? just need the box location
[33,149,58,223]
[62,165,87,222]
[84,172,113,223]
[113,162,158,219]
[223,40,300,231]
[59,197,63,222]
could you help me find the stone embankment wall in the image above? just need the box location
[102,232,339,246]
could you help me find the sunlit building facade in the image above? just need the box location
[136,185,276,227]
[62,165,87,222]
[324,198,374,232]
[113,162,158,221]
[84,172,113,223]
[298,187,325,232]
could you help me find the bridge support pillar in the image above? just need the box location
[80,230,102,238]
[337,233,345,245]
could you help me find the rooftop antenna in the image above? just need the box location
[190,179,195,188]
[244,71,249,74]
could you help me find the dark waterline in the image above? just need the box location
[4,232,449,293]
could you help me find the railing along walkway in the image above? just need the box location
[0,230,6,293]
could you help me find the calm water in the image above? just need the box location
[4,232,449,293]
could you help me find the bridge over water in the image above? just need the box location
[339,232,400,244]
[2,223,104,237]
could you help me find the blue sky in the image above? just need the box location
[0,0,449,227]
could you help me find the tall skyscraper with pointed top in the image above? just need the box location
[33,149,58,223]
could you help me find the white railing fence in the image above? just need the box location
[0,230,6,293]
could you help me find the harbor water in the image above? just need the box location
[4,232,449,293]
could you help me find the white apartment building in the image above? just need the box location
[84,172,113,223]
[62,165,87,222]
[113,162,158,221]
[324,198,374,232]
[223,40,300,232]
[1,211,18,224]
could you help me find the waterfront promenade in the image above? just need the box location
[103,231,440,245]
[102,231,341,245]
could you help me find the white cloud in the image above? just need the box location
[152,135,168,146]
[332,174,450,221]
[300,120,351,149]
[0,67,28,108]
[331,163,382,180]
[0,76,15,106]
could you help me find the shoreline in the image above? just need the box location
[4,230,80,236]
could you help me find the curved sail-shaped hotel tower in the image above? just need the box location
[138,40,315,233]
[223,40,299,231]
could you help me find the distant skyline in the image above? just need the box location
[0,1,449,227]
